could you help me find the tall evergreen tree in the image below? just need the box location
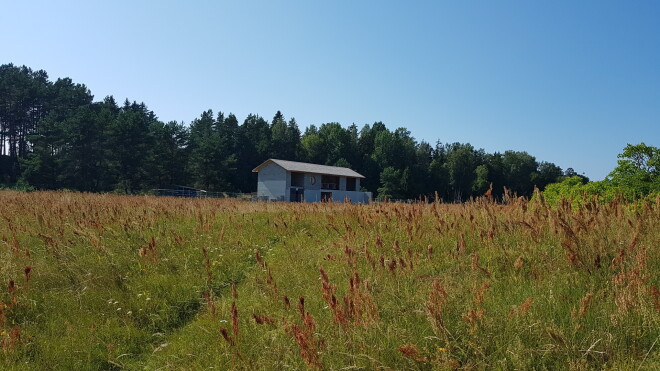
[107,100,156,193]
[235,114,270,192]
[148,120,189,188]
[270,110,289,159]
[444,143,478,201]
[0,64,55,181]
[285,117,301,160]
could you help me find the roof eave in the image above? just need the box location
[252,158,366,178]
[252,159,274,173]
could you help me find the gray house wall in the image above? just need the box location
[256,163,287,201]
[305,173,321,191]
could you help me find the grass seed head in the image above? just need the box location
[219,327,234,346]
[398,343,426,362]
[231,302,239,337]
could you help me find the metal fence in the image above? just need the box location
[150,188,256,200]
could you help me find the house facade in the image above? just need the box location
[252,159,372,203]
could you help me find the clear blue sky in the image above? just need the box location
[2,1,658,180]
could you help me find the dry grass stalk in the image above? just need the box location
[509,297,533,317]
[611,225,640,268]
[24,265,31,287]
[284,302,324,370]
[219,327,234,346]
[302,312,316,337]
[613,268,646,315]
[364,245,376,269]
[514,255,524,269]
[345,271,379,327]
[286,322,322,369]
[318,267,348,328]
[252,313,276,325]
[375,235,383,249]
[613,247,649,316]
[343,245,356,267]
[484,182,493,198]
[138,236,158,263]
[456,234,466,256]
[0,326,21,350]
[463,281,490,332]
[573,292,593,318]
[517,220,539,242]
[650,286,660,312]
[171,230,184,246]
[425,279,449,339]
[203,291,216,316]
[398,343,427,362]
[462,308,485,331]
[298,296,305,318]
[10,234,21,254]
[471,253,491,278]
[388,259,397,274]
[231,301,239,338]
[319,267,378,329]
[474,282,490,307]
[265,266,278,297]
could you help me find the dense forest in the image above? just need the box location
[1,63,588,200]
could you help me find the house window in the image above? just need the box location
[346,177,356,191]
[291,172,304,187]
[321,175,339,190]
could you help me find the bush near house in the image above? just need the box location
[539,143,659,207]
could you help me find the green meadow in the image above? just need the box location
[1,191,658,370]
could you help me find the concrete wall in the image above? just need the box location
[332,190,372,204]
[303,189,321,202]
[256,163,287,201]
[303,189,371,204]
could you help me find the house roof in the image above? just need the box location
[252,159,365,178]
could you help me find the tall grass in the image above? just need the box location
[0,191,658,369]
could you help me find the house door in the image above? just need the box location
[290,188,304,202]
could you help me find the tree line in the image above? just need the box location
[1,63,585,200]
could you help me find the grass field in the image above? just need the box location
[1,190,658,370]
